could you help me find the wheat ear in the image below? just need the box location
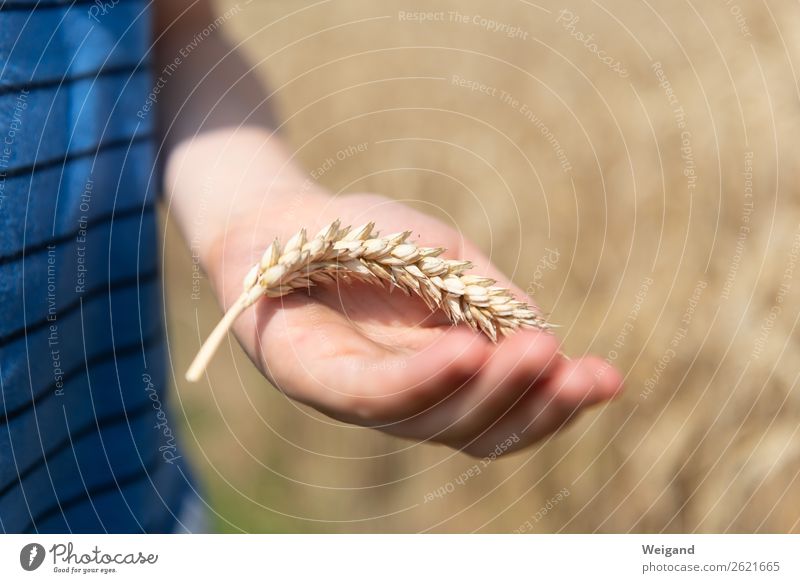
[185,220,550,382]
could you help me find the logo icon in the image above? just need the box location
[19,543,46,571]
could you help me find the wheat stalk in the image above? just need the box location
[185,220,551,382]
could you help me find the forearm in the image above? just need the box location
[153,0,327,264]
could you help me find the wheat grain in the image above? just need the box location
[185,220,551,381]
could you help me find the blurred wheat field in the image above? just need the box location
[161,0,800,532]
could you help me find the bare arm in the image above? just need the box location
[154,0,622,457]
[154,0,325,261]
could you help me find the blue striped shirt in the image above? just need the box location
[0,0,202,533]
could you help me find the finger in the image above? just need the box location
[252,293,491,422]
[546,356,625,407]
[455,357,623,458]
[382,329,561,442]
[329,325,490,422]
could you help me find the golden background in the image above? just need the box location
[162,0,800,532]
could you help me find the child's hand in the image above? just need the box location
[154,2,622,458]
[201,192,623,457]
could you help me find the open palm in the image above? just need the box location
[202,193,622,457]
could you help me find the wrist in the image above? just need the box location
[197,185,339,308]
[165,126,332,264]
